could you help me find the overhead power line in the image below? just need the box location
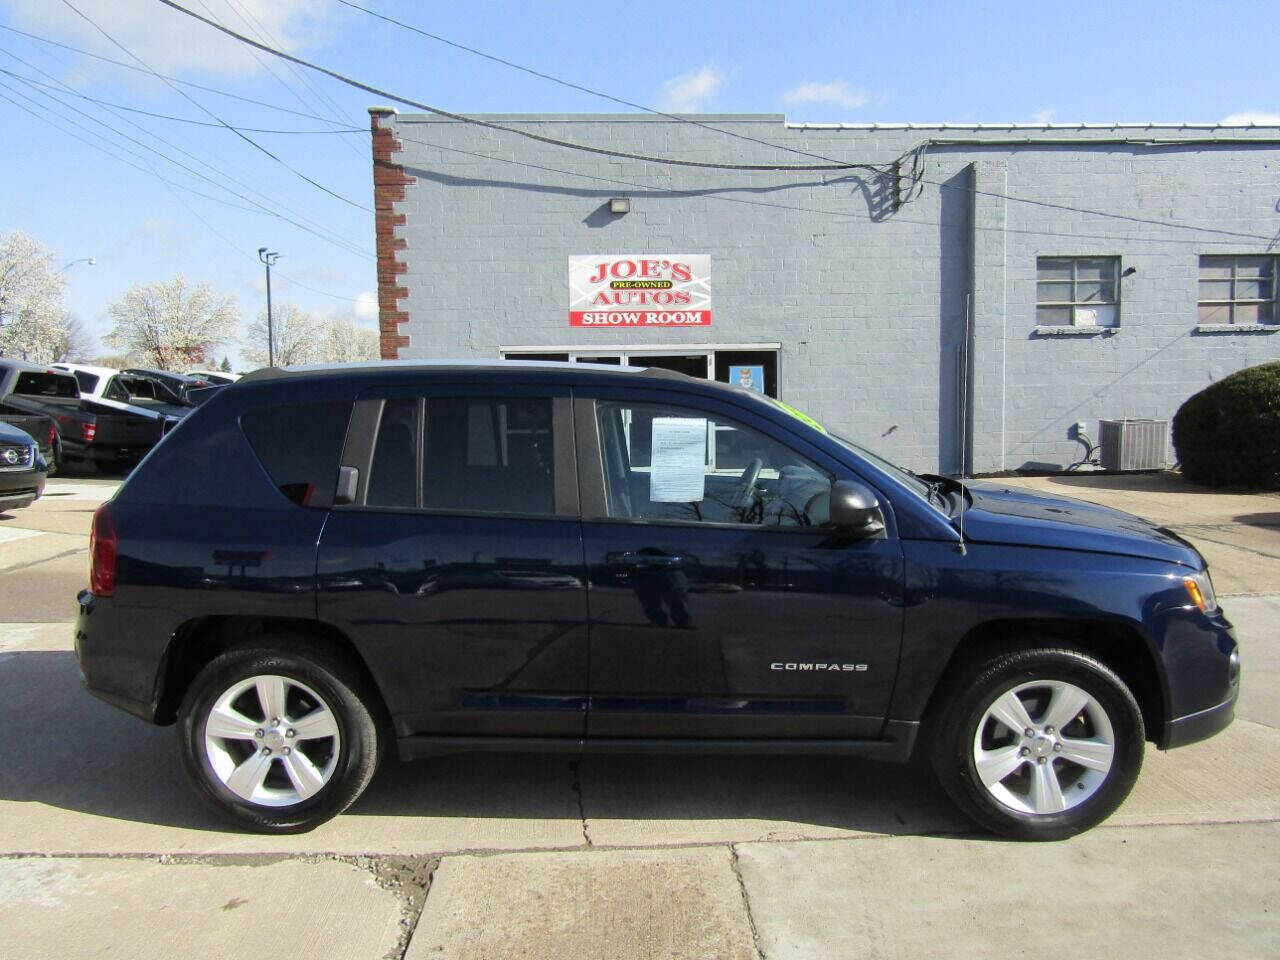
[0,67,364,134]
[0,73,374,260]
[200,0,369,161]
[334,0,1280,246]
[154,0,885,174]
[334,0,881,173]
[0,23,351,123]
[388,127,1277,248]
[159,0,1280,246]
[60,0,371,211]
[0,45,373,259]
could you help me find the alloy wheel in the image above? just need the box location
[972,679,1116,816]
[203,674,341,807]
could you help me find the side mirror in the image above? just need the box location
[829,480,885,537]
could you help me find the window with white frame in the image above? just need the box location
[1036,257,1120,327]
[1198,255,1278,326]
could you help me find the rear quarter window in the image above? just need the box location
[14,372,79,398]
[241,400,352,508]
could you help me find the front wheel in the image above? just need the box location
[177,641,381,833]
[929,646,1144,840]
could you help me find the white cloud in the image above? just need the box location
[4,0,340,78]
[1220,110,1280,126]
[783,81,870,111]
[1031,108,1056,124]
[353,290,378,322]
[656,66,723,113]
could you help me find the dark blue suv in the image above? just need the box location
[74,362,1240,838]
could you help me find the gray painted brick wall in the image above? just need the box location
[378,113,1280,473]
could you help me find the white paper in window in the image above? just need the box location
[649,417,707,502]
[1074,304,1116,327]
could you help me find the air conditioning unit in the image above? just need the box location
[1098,419,1168,471]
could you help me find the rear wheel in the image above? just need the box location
[929,646,1144,840]
[177,640,381,833]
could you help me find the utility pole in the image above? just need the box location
[257,247,280,367]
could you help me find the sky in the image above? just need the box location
[1,0,1278,368]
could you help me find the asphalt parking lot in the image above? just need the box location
[1,470,1277,959]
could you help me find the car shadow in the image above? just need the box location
[0,651,971,839]
[1232,512,1280,529]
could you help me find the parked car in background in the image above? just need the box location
[0,419,47,512]
[0,406,57,473]
[52,363,193,433]
[187,369,241,386]
[0,359,162,472]
[122,368,212,405]
[75,362,1239,839]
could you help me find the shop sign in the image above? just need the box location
[569,255,711,327]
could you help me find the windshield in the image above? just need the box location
[757,394,942,507]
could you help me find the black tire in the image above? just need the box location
[929,645,1144,841]
[46,436,60,477]
[177,637,382,833]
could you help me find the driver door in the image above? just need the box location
[576,389,905,741]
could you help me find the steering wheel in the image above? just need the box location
[733,457,764,509]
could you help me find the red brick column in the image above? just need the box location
[369,107,415,359]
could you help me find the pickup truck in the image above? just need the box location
[0,359,162,471]
[52,363,193,431]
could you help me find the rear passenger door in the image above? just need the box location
[316,383,589,740]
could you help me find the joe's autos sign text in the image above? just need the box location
[569,255,711,327]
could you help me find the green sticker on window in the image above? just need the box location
[774,400,827,434]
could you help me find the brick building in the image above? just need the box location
[368,109,1280,473]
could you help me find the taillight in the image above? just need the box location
[49,425,56,447]
[89,503,117,597]
[81,422,97,443]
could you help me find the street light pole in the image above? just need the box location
[58,257,96,273]
[258,247,280,367]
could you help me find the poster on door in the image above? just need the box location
[729,365,765,393]
[569,255,711,327]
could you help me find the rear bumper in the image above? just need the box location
[74,589,159,723]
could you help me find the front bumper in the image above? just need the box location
[0,467,44,510]
[1156,606,1240,749]
[1163,684,1238,748]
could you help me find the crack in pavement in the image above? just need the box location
[730,844,767,960]
[0,851,438,960]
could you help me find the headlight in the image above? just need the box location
[1183,570,1218,614]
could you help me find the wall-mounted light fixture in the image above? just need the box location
[609,197,631,215]
[1122,266,1137,277]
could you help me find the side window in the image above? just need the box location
[596,401,833,527]
[241,400,352,507]
[362,396,557,516]
[424,397,555,515]
[366,398,419,509]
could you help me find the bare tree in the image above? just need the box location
[242,301,319,368]
[317,316,379,363]
[105,276,237,369]
[0,231,67,362]
[52,314,97,363]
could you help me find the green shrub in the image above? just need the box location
[1172,361,1280,488]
